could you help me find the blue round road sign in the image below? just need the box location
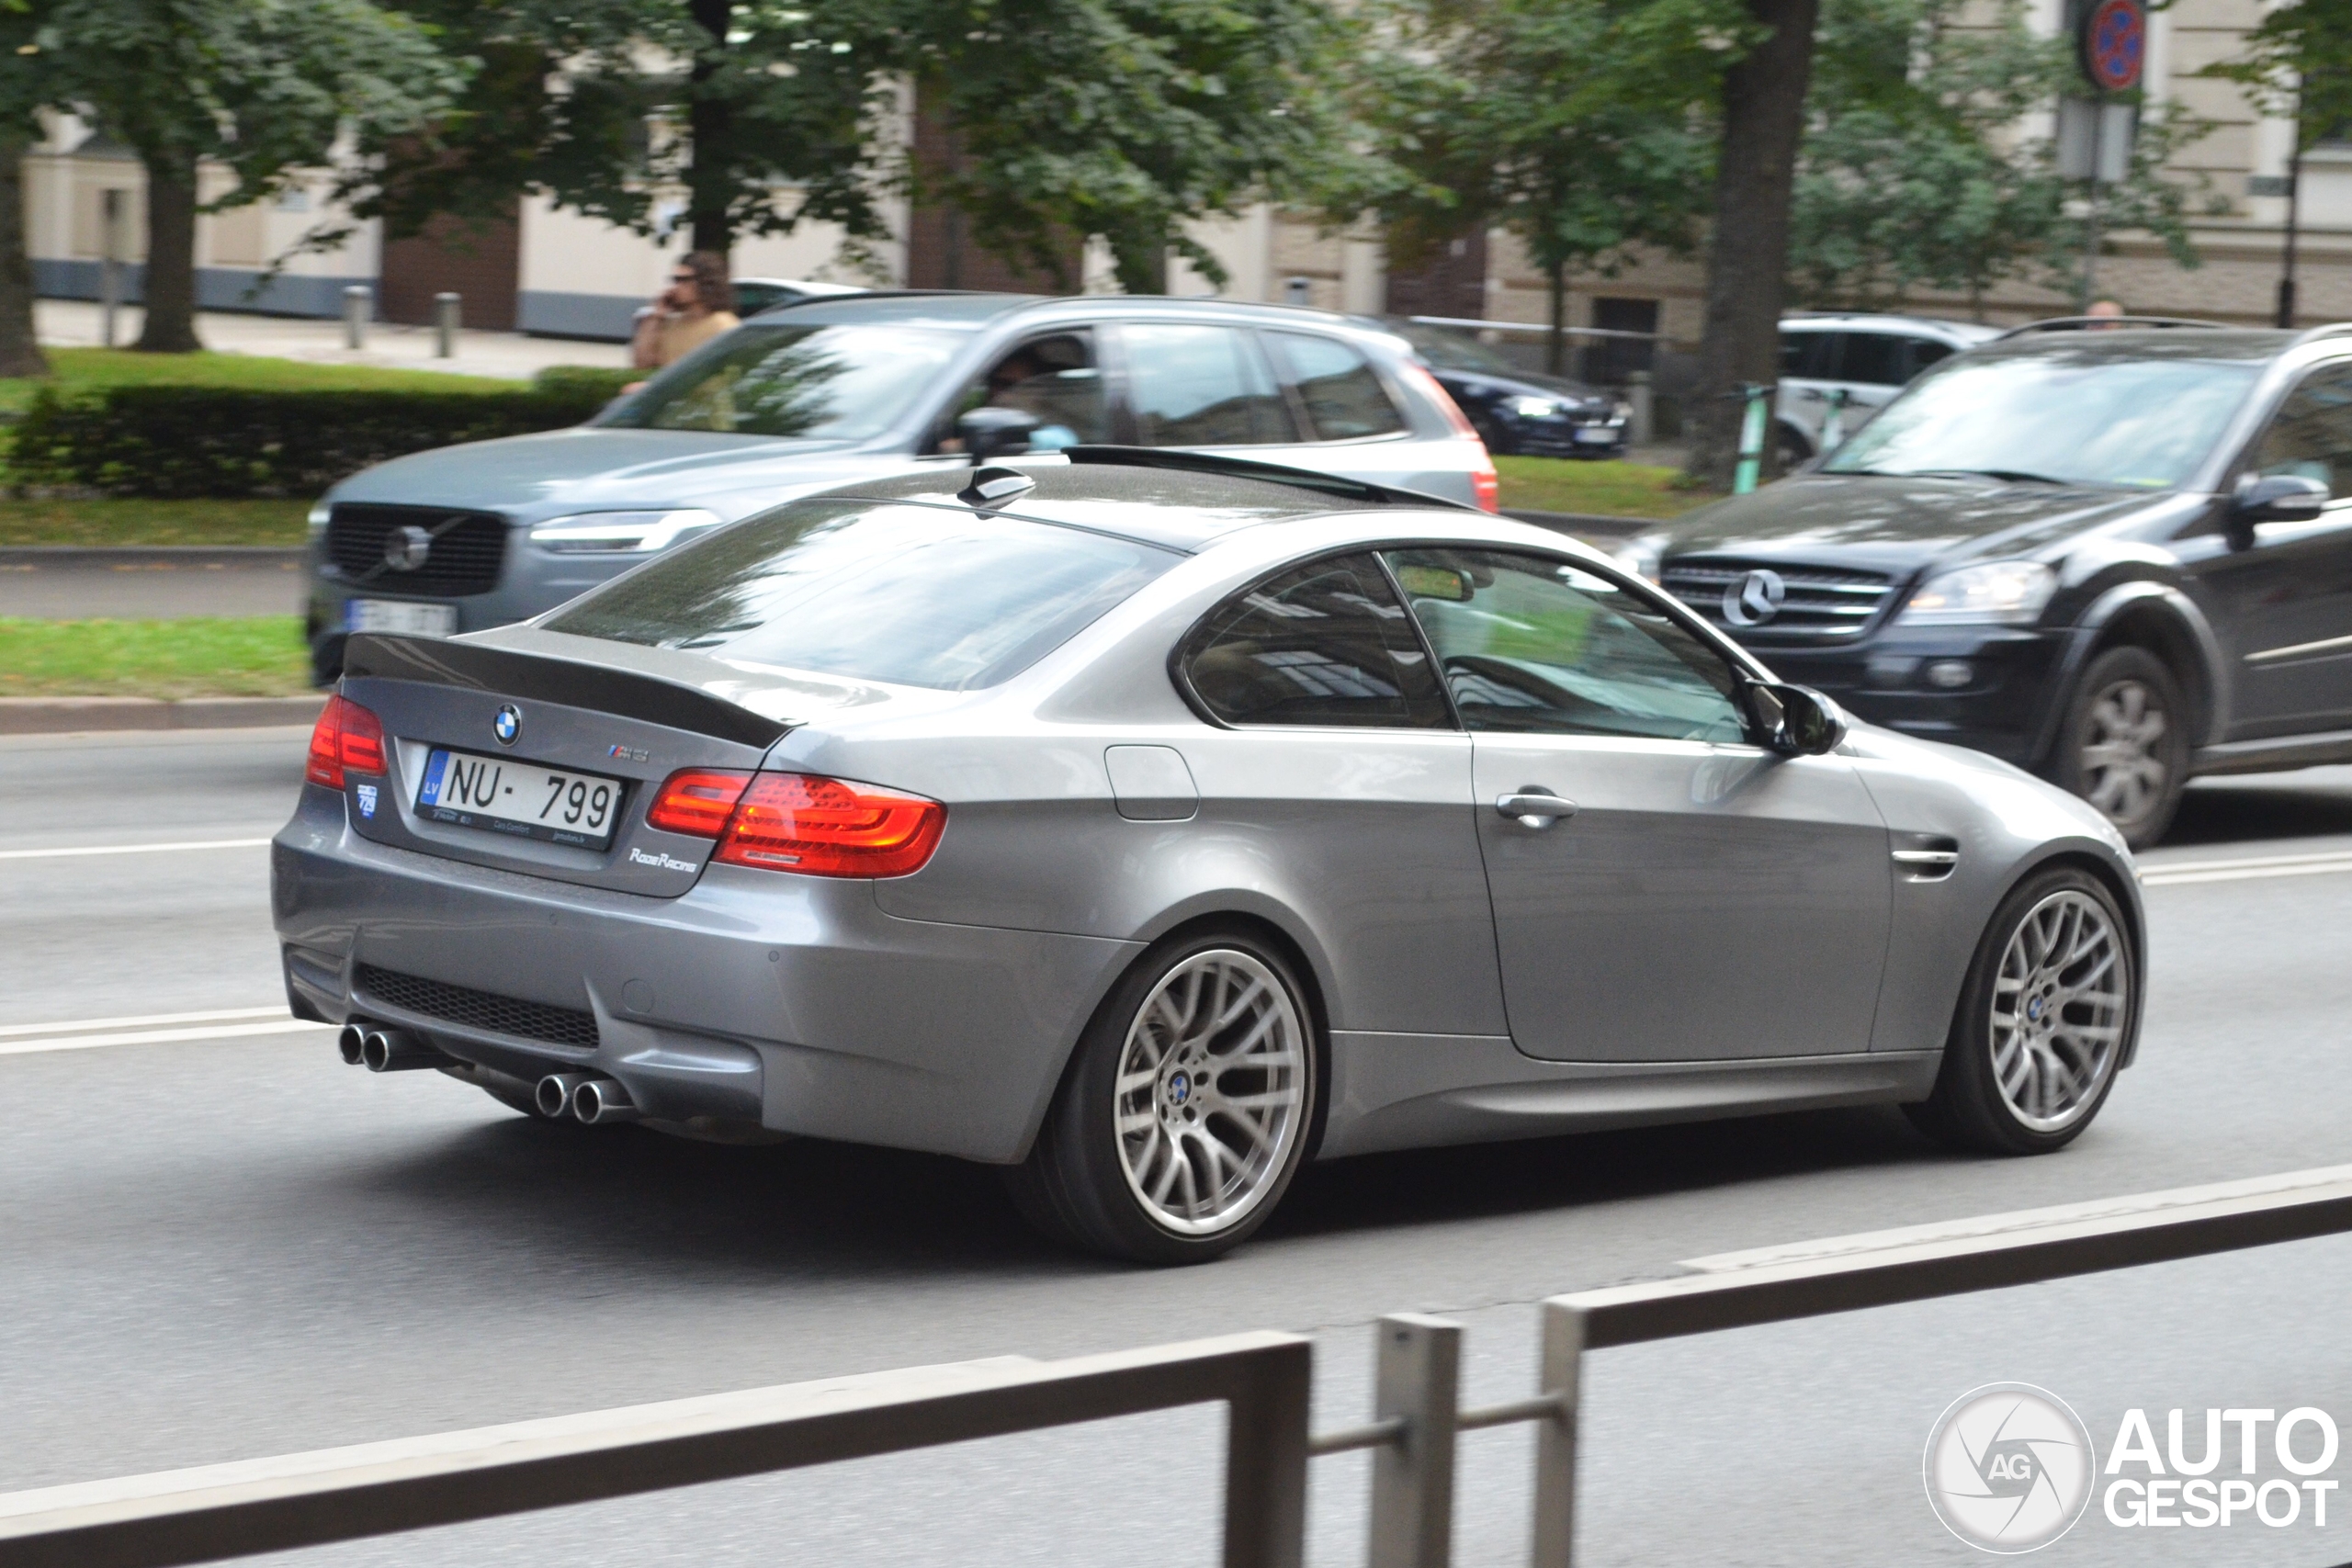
[2083,0,2144,93]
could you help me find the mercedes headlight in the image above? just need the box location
[1509,395,1560,419]
[1897,561,2057,626]
[529,508,722,555]
[1611,533,1667,584]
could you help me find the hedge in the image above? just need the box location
[7,368,623,499]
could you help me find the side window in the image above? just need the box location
[1266,332,1408,441]
[1121,323,1295,446]
[1906,338,1954,379]
[938,331,1110,452]
[2253,364,2352,502]
[1838,333,1909,388]
[1180,553,1450,728]
[1385,547,1747,742]
[1779,330,1834,380]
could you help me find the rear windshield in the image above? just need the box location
[603,323,968,441]
[543,500,1176,691]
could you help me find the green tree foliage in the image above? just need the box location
[1345,0,1747,371]
[2200,0,2352,152]
[905,0,1356,294]
[1789,0,2212,313]
[43,0,463,351]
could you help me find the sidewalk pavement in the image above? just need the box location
[35,299,628,383]
[0,694,324,734]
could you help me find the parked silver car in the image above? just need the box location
[303,292,1498,682]
[277,451,2144,1262]
[1777,312,2003,463]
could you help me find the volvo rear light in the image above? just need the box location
[305,695,385,789]
[714,773,946,878]
[1396,360,1500,512]
[646,769,753,837]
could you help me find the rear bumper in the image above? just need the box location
[1748,626,2073,769]
[272,784,1140,1162]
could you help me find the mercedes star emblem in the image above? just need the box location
[1723,568,1788,627]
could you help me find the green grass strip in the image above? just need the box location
[0,615,311,698]
[0,499,311,547]
[1495,456,1717,521]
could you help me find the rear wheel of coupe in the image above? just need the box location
[1007,930,1318,1264]
[1906,866,2134,1156]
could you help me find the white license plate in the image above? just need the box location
[415,748,625,851]
[346,600,458,637]
[1572,426,1620,445]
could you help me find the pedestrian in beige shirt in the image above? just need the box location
[630,251,741,371]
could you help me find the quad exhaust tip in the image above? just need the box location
[360,1026,443,1073]
[336,1022,368,1066]
[571,1077,641,1126]
[535,1073,592,1120]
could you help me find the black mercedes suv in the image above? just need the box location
[1614,320,2352,847]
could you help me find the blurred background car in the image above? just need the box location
[730,276,867,317]
[1616,320,2352,849]
[1776,313,2003,466]
[303,293,1497,682]
[1378,318,1633,458]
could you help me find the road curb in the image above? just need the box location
[0,694,325,734]
[0,547,307,568]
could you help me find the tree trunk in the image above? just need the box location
[134,147,202,353]
[686,0,733,261]
[1545,259,1566,377]
[1685,0,1818,489]
[0,135,48,378]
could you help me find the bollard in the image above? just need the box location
[1284,276,1314,308]
[1625,371,1654,447]
[434,291,460,358]
[98,189,125,349]
[343,284,371,351]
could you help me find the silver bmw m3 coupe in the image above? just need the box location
[273,449,2146,1263]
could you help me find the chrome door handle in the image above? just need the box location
[1497,792,1577,828]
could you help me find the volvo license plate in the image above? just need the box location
[415,748,624,850]
[346,600,458,637]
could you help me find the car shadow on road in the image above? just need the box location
[2166,769,2352,847]
[344,1097,1954,1280]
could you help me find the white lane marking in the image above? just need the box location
[0,1020,330,1057]
[0,1006,297,1039]
[2141,849,2352,886]
[1681,1162,2352,1275]
[0,837,272,862]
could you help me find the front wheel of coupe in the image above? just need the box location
[1905,866,2136,1156]
[1006,931,1318,1264]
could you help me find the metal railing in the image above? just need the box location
[6,1164,2352,1568]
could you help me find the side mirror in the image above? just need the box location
[2229,473,2327,544]
[957,406,1040,461]
[1748,681,1849,756]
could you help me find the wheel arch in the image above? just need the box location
[2036,581,2227,767]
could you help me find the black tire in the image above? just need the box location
[1905,865,2136,1156]
[1005,928,1320,1265]
[1775,423,1814,473]
[2052,645,2189,850]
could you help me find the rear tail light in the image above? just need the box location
[715,773,946,878]
[305,695,385,789]
[646,769,752,837]
[1397,360,1499,513]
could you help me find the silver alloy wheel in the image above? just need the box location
[1990,890,2127,1132]
[1114,949,1306,1236]
[2079,678,2169,825]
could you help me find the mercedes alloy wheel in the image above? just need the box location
[2057,646,2188,849]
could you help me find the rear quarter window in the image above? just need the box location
[545,500,1175,691]
[1268,332,1408,441]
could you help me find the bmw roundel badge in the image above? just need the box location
[492,704,522,746]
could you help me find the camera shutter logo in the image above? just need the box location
[1925,1383,2096,1552]
[1723,568,1787,626]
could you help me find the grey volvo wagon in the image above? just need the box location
[276,450,2144,1262]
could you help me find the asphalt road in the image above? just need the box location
[6,728,2352,1565]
